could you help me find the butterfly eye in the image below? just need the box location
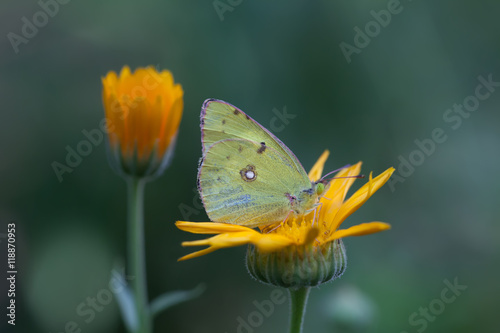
[316,183,325,195]
[240,165,257,182]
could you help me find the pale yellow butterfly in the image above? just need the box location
[198,99,327,228]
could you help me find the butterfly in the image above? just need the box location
[197,99,327,228]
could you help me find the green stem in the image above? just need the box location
[288,287,311,333]
[127,177,151,333]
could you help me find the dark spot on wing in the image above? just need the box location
[238,145,243,153]
[201,118,205,126]
[217,176,221,181]
[257,142,266,154]
[285,193,297,206]
[222,119,226,125]
[233,109,240,115]
[226,155,231,160]
[245,114,250,120]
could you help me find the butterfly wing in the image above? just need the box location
[201,99,306,174]
[198,138,312,227]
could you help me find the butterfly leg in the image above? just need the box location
[313,194,331,227]
[310,202,323,227]
[311,203,327,245]
[265,210,293,234]
[305,202,321,227]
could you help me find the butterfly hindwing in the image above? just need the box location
[198,138,311,227]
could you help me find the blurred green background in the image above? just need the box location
[1,0,499,332]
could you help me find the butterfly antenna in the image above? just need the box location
[328,174,365,180]
[319,164,351,182]
[320,175,365,184]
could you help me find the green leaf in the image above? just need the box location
[150,283,206,317]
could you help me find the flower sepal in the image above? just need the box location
[106,136,177,180]
[246,238,347,289]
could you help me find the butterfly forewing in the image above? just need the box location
[201,99,306,175]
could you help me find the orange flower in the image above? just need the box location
[176,151,394,261]
[102,66,183,178]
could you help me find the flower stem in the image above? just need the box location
[288,287,311,333]
[127,177,151,333]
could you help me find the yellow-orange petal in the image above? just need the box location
[178,247,219,261]
[253,234,295,252]
[178,228,295,260]
[320,162,362,224]
[181,231,256,248]
[119,66,132,80]
[326,222,391,242]
[159,96,183,155]
[323,162,362,205]
[308,150,330,182]
[330,167,395,231]
[188,230,293,251]
[176,221,253,234]
[178,231,257,260]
